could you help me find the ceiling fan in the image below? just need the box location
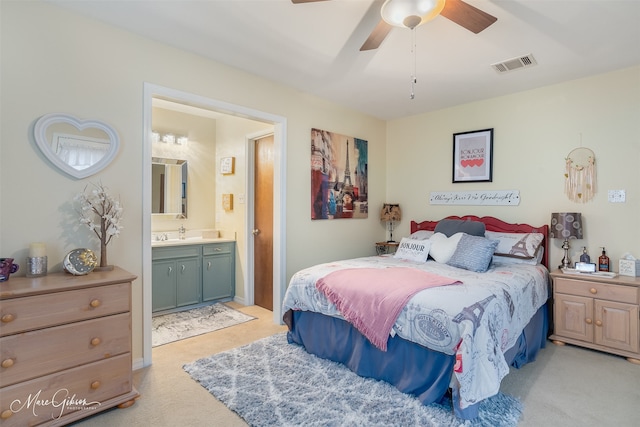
[292,0,497,51]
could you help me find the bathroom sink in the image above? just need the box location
[151,236,232,247]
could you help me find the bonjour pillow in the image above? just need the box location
[485,231,544,259]
[429,232,463,264]
[447,234,499,272]
[434,219,486,237]
[394,237,431,263]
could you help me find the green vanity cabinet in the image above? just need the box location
[152,245,202,313]
[202,242,235,302]
[152,241,235,314]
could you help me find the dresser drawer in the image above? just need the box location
[555,278,639,304]
[0,313,130,388]
[0,283,130,337]
[0,353,132,427]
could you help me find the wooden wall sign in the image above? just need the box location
[429,190,520,206]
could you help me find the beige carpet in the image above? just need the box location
[74,303,639,426]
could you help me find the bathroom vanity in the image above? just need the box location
[151,239,235,314]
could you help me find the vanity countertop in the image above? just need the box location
[151,237,235,248]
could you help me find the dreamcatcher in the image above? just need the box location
[565,146,596,203]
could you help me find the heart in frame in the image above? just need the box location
[34,113,120,179]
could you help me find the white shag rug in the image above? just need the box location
[183,333,523,427]
[152,303,255,347]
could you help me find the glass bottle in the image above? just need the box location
[598,247,610,272]
[579,247,590,264]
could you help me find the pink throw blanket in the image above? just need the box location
[316,267,461,351]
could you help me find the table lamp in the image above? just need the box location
[549,212,583,269]
[380,203,401,242]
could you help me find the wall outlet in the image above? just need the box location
[608,189,626,203]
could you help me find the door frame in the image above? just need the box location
[142,83,287,367]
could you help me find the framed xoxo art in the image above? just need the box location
[452,128,493,183]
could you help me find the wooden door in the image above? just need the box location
[254,135,274,310]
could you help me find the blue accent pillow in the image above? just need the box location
[447,234,498,272]
[434,219,486,237]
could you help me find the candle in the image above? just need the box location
[29,242,46,258]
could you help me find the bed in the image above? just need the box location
[282,215,551,419]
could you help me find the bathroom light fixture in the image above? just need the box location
[152,131,188,146]
[162,133,175,144]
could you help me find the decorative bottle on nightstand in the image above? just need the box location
[580,247,590,263]
[598,247,610,272]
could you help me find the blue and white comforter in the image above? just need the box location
[282,255,549,409]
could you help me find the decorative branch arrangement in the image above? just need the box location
[75,183,123,268]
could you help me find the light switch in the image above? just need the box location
[238,194,246,204]
[608,189,626,203]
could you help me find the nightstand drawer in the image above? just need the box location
[0,283,131,337]
[555,278,638,304]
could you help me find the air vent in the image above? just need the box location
[491,54,538,74]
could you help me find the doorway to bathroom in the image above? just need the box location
[142,83,287,367]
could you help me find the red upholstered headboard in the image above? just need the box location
[410,215,550,269]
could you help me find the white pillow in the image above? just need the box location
[409,230,434,240]
[485,231,544,259]
[429,232,463,264]
[394,237,431,263]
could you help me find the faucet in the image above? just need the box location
[178,224,186,240]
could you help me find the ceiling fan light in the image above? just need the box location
[381,0,446,29]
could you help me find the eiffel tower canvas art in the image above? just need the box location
[311,128,368,220]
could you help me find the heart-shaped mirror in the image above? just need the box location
[34,113,120,179]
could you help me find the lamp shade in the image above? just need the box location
[549,212,583,240]
[380,204,402,222]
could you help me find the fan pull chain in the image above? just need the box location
[410,28,417,99]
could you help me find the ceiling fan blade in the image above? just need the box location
[291,0,330,4]
[440,0,497,34]
[360,19,393,51]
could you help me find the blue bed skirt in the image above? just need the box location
[285,302,548,420]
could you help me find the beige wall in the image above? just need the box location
[386,66,640,268]
[0,1,387,362]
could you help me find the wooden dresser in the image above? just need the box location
[0,267,138,426]
[549,270,640,364]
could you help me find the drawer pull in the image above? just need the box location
[181,264,186,273]
[1,358,14,369]
[90,299,102,308]
[90,381,101,390]
[215,247,222,252]
[1,409,12,420]
[168,266,173,274]
[90,337,102,346]
[595,320,603,327]
[207,261,212,270]
[585,318,592,325]
[590,288,597,294]
[1,313,14,323]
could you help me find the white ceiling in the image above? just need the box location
[49,0,640,120]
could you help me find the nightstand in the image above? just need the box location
[549,270,640,364]
[376,241,399,255]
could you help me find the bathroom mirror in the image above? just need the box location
[34,113,120,179]
[152,157,187,218]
